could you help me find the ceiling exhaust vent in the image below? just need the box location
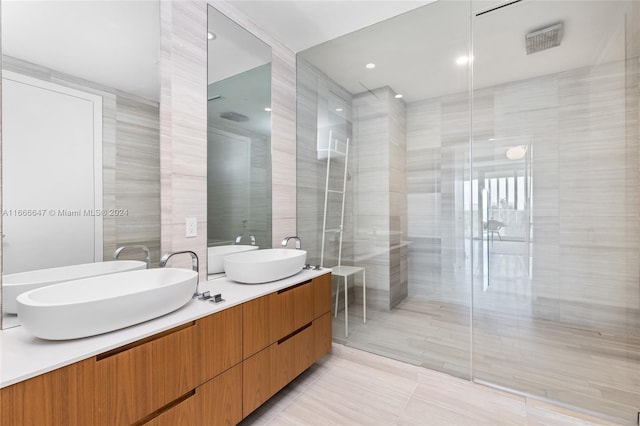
[526,23,563,55]
[220,111,249,122]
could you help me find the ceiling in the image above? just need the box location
[2,1,160,101]
[208,5,271,84]
[1,1,428,103]
[207,5,272,136]
[298,0,629,102]
[227,0,435,53]
[1,1,632,105]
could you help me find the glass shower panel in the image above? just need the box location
[297,0,472,379]
[471,0,640,421]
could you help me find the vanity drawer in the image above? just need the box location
[272,321,316,391]
[0,358,95,426]
[95,305,242,426]
[243,292,276,358]
[243,277,317,359]
[197,304,243,382]
[313,273,332,318]
[94,321,198,425]
[243,342,277,417]
[314,312,332,360]
[144,364,242,426]
[272,279,314,341]
[242,323,315,418]
[242,312,331,418]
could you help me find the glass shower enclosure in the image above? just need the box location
[296,0,640,422]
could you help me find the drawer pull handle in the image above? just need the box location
[132,389,196,425]
[277,322,312,345]
[96,321,196,361]
[277,279,312,294]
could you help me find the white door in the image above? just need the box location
[2,72,102,274]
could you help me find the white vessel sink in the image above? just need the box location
[208,245,259,274]
[2,260,147,314]
[224,248,307,284]
[16,268,198,340]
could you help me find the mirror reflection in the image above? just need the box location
[1,1,161,328]
[207,6,272,276]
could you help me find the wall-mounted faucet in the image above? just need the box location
[281,236,302,250]
[235,235,256,245]
[159,250,199,273]
[159,250,200,296]
[113,245,151,269]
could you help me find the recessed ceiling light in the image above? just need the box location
[395,94,403,99]
[455,55,473,65]
[264,107,272,112]
[506,145,527,160]
[335,108,343,112]
[365,63,376,69]
[207,32,216,40]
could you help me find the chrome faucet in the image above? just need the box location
[159,250,199,273]
[113,245,151,269]
[235,235,256,245]
[281,236,302,249]
[235,219,256,245]
[159,250,200,296]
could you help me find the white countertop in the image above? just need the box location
[0,268,330,388]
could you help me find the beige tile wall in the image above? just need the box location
[159,0,296,280]
[1,13,3,319]
[407,58,640,329]
[296,57,354,268]
[159,0,208,280]
[353,86,408,310]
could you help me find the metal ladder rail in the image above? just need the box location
[320,131,349,268]
[336,138,350,267]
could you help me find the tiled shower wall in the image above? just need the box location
[296,58,354,268]
[407,58,640,329]
[2,56,161,266]
[298,60,409,311]
[406,89,472,306]
[407,98,463,305]
[353,87,408,310]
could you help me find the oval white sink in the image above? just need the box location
[208,245,259,274]
[224,248,307,284]
[16,268,198,340]
[2,260,147,314]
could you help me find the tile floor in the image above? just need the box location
[240,344,624,425]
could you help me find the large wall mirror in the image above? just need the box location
[1,1,161,329]
[206,5,272,275]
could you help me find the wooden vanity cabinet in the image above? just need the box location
[144,364,243,426]
[1,273,331,426]
[94,305,243,426]
[313,273,332,318]
[272,279,314,340]
[0,358,96,426]
[242,274,332,418]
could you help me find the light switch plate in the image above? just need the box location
[186,217,197,237]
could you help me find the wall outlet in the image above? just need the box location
[186,217,197,238]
